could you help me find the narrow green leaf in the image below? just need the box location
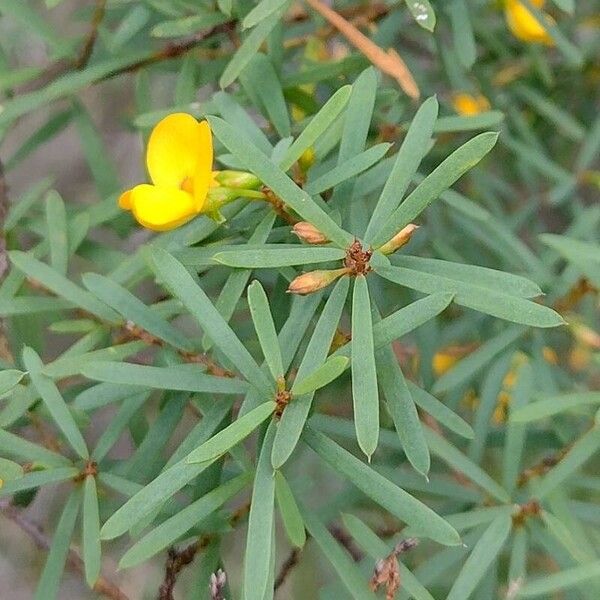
[0,467,79,497]
[446,515,512,600]
[433,326,526,394]
[351,276,379,458]
[33,489,82,600]
[447,0,476,69]
[23,347,88,459]
[214,246,345,268]
[305,143,391,195]
[280,86,352,171]
[272,277,349,468]
[248,280,284,380]
[424,428,510,502]
[220,7,286,88]
[45,191,68,276]
[0,428,70,467]
[291,356,349,396]
[512,392,600,423]
[9,251,121,323]
[243,0,289,28]
[119,473,250,568]
[300,507,378,600]
[149,248,272,393]
[365,96,438,242]
[187,402,276,463]
[244,422,277,600]
[303,427,461,546]
[519,561,600,597]
[433,111,504,133]
[82,273,192,351]
[372,132,498,247]
[377,346,430,475]
[0,369,25,396]
[274,472,306,548]
[82,476,101,587]
[208,116,352,247]
[405,0,436,30]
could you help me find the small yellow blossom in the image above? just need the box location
[119,113,216,231]
[452,93,491,116]
[505,0,555,45]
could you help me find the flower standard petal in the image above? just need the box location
[128,184,198,231]
[192,120,214,211]
[146,113,205,189]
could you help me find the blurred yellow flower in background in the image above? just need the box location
[505,0,555,45]
[452,93,491,116]
[119,113,215,231]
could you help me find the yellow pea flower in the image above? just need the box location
[119,113,215,231]
[451,93,491,116]
[505,0,555,45]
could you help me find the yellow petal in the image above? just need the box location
[452,93,491,116]
[146,113,209,189]
[192,120,213,211]
[505,1,555,45]
[118,189,133,210]
[127,184,198,231]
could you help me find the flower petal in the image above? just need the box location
[505,1,554,45]
[118,189,133,210]
[127,184,198,231]
[146,113,206,188]
[192,120,213,211]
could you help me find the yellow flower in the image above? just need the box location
[119,113,215,231]
[452,93,491,116]
[505,0,555,45]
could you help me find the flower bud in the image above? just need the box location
[292,221,329,244]
[378,224,419,255]
[287,268,349,295]
[214,170,261,190]
[298,147,316,172]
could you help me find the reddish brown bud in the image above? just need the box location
[378,224,419,255]
[292,222,329,244]
[287,268,349,295]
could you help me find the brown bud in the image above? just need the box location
[287,268,349,295]
[378,224,419,255]
[292,221,329,244]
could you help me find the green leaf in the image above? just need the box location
[187,402,276,464]
[82,475,101,587]
[0,466,79,497]
[243,0,289,28]
[292,356,349,396]
[0,428,70,467]
[540,234,600,286]
[511,392,600,423]
[372,132,498,247]
[214,246,345,268]
[351,276,379,458]
[82,362,248,394]
[424,428,510,503]
[244,422,276,600]
[303,427,460,546]
[208,116,352,247]
[365,96,438,242]
[248,280,284,380]
[220,7,287,88]
[272,277,349,468]
[23,347,88,459]
[149,248,272,394]
[33,489,82,600]
[119,473,250,568]
[100,458,216,540]
[408,382,474,439]
[536,426,600,498]
[151,13,229,38]
[274,472,306,548]
[0,369,25,396]
[519,561,600,597]
[378,264,563,327]
[405,0,436,30]
[9,251,121,323]
[82,273,192,351]
[279,85,352,171]
[4,178,52,232]
[377,346,430,475]
[447,0,476,69]
[45,191,68,276]
[433,325,526,394]
[433,111,504,133]
[446,515,512,600]
[305,143,391,195]
[300,507,378,600]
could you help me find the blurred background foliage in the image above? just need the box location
[0,0,598,599]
